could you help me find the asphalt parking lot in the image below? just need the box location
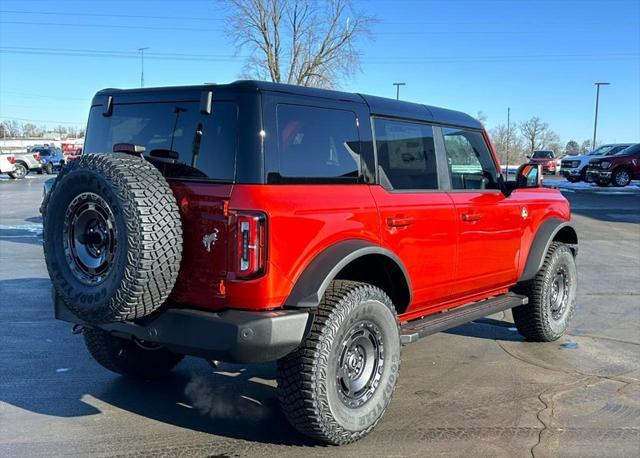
[1,174,639,457]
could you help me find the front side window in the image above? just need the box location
[274,104,360,182]
[84,101,237,182]
[443,127,499,190]
[374,118,438,190]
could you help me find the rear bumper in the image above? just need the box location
[55,295,312,363]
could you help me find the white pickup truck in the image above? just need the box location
[0,149,43,179]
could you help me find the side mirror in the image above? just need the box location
[516,163,542,188]
[501,163,542,197]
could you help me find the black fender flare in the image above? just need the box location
[284,239,412,308]
[519,218,578,282]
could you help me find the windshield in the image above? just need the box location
[532,150,554,159]
[588,145,614,156]
[614,144,640,155]
[605,145,632,156]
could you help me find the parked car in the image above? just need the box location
[31,146,66,174]
[528,150,560,175]
[42,81,578,445]
[586,143,640,187]
[1,148,43,179]
[560,143,632,182]
[0,153,17,176]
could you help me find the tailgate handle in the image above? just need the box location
[461,212,483,222]
[387,216,415,227]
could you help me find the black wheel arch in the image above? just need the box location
[519,218,578,282]
[284,239,412,313]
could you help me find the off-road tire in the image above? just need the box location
[277,280,401,445]
[43,153,182,324]
[513,242,577,342]
[8,162,27,179]
[612,167,631,187]
[83,328,184,379]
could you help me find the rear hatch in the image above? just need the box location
[83,94,239,310]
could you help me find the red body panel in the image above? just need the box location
[368,187,458,313]
[168,177,571,324]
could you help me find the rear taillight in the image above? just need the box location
[7,156,15,164]
[33,154,41,162]
[234,212,266,279]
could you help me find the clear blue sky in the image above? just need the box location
[1,0,638,145]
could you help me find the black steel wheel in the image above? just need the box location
[63,192,118,286]
[277,281,401,445]
[513,242,577,341]
[43,153,182,324]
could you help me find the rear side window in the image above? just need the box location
[84,101,237,182]
[443,127,499,190]
[374,118,438,190]
[273,104,360,183]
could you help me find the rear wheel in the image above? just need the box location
[513,242,577,342]
[612,168,631,187]
[277,281,401,445]
[83,328,184,379]
[8,162,27,179]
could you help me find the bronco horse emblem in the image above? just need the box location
[202,228,219,252]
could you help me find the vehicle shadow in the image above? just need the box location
[93,362,317,446]
[443,317,525,342]
[0,276,316,446]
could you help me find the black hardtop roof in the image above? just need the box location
[94,80,482,129]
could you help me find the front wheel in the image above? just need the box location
[513,242,577,342]
[277,281,401,445]
[612,168,631,187]
[83,328,184,379]
[44,162,54,174]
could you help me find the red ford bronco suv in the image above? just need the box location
[43,81,578,445]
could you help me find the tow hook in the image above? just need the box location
[72,324,84,335]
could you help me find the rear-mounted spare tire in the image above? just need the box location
[43,153,182,324]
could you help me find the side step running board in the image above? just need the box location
[400,293,528,345]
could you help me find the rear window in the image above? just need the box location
[271,104,361,183]
[84,101,238,182]
[532,150,554,159]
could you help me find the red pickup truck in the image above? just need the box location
[42,81,578,445]
[587,143,640,187]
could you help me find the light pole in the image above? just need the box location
[138,47,149,88]
[592,82,610,149]
[393,82,406,100]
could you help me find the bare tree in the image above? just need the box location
[491,123,526,164]
[221,0,374,88]
[1,120,22,137]
[520,117,550,154]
